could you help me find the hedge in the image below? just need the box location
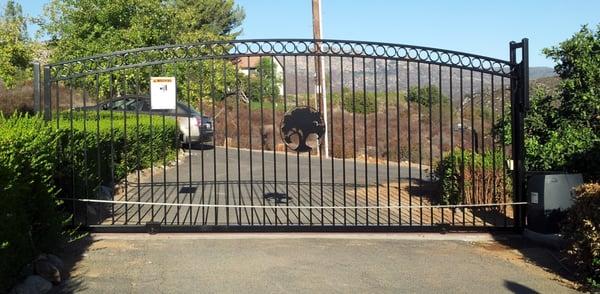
[0,115,65,291]
[435,149,511,205]
[562,183,600,289]
[0,112,177,291]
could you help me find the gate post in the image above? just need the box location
[509,38,529,229]
[33,62,41,113]
[43,65,52,121]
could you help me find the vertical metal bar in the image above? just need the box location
[317,56,325,226]
[417,62,422,226]
[306,55,313,226]
[199,62,206,225]
[363,57,369,225]
[501,77,508,227]
[406,61,412,226]
[224,59,230,226]
[259,56,266,225]
[211,59,218,225]
[449,68,454,226]
[439,66,444,224]
[122,73,129,225]
[134,73,142,225]
[271,56,278,226]
[329,56,335,225]
[43,66,51,121]
[374,58,379,226]
[109,73,115,225]
[460,69,466,226]
[235,61,242,226]
[491,74,497,227]
[282,57,290,225]
[428,64,434,225]
[82,86,89,226]
[294,55,301,225]
[396,60,402,225]
[186,67,193,225]
[173,66,180,225]
[351,57,357,225]
[340,57,347,226]
[33,63,41,113]
[480,71,485,214]
[69,81,75,225]
[247,56,254,225]
[470,70,476,226]
[385,60,390,226]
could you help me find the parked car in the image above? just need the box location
[76,95,214,145]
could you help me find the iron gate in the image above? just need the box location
[35,39,529,232]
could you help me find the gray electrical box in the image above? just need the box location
[527,173,583,233]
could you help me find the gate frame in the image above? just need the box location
[33,38,529,233]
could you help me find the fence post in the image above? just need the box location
[33,62,41,113]
[43,65,52,121]
[510,38,529,229]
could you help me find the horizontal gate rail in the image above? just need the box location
[46,39,513,81]
[65,197,528,210]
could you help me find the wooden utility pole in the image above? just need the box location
[312,0,329,158]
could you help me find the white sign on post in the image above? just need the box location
[150,77,176,109]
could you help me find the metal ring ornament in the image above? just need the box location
[46,39,514,81]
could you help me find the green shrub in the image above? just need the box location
[342,91,378,114]
[562,183,600,289]
[0,114,66,292]
[407,85,449,106]
[435,149,511,205]
[0,111,178,291]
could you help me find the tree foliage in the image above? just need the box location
[242,57,282,102]
[41,0,245,104]
[494,25,600,181]
[543,24,600,131]
[406,85,449,106]
[42,0,244,62]
[0,0,32,88]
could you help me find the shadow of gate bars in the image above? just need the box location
[33,38,529,232]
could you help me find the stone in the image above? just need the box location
[44,254,65,277]
[96,185,113,200]
[10,275,52,294]
[33,258,61,284]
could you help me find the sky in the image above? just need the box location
[10,0,600,66]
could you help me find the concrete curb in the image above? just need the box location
[523,229,568,250]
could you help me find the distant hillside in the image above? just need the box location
[529,67,556,80]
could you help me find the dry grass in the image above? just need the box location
[204,96,497,165]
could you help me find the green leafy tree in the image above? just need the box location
[243,57,282,102]
[41,0,245,102]
[543,24,600,131]
[493,24,600,181]
[0,1,32,88]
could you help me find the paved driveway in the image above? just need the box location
[55,234,576,293]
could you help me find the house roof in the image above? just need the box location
[234,56,283,69]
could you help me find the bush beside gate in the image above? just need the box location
[435,149,511,205]
[0,112,178,292]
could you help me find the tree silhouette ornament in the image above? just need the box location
[280,106,326,152]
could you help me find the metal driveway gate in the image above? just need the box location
[36,39,529,232]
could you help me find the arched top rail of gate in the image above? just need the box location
[46,39,515,81]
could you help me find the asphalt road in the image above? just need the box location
[55,234,577,294]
